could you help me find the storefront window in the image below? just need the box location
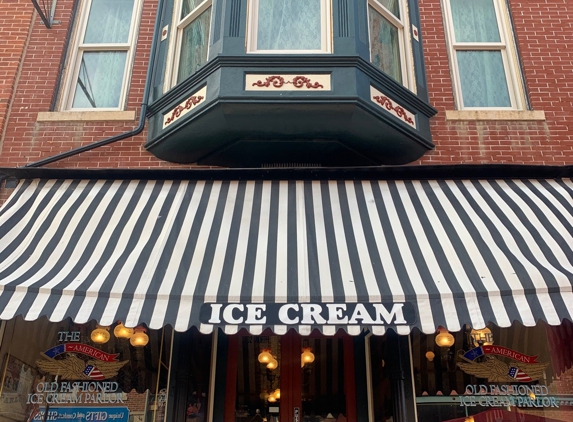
[234,333,349,422]
[301,337,346,421]
[411,322,573,422]
[368,335,394,422]
[165,328,212,422]
[0,317,171,422]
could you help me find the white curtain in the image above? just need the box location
[73,0,134,108]
[257,0,322,51]
[450,0,511,107]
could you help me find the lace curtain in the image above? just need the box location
[177,6,211,83]
[72,0,134,109]
[450,0,511,107]
[257,0,322,51]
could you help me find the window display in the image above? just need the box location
[0,317,170,422]
[412,322,573,422]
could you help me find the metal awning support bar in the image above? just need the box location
[30,0,58,28]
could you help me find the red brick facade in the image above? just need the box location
[0,0,571,169]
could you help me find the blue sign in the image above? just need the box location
[33,407,129,422]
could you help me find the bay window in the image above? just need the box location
[246,0,332,53]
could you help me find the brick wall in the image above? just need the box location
[0,0,572,170]
[0,0,34,149]
[416,0,573,165]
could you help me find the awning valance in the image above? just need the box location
[0,178,572,335]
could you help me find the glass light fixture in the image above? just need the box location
[268,395,276,403]
[258,348,273,364]
[113,322,134,339]
[425,351,435,362]
[91,326,110,344]
[266,357,278,370]
[273,389,280,400]
[435,327,455,348]
[130,326,149,347]
[301,347,315,365]
[470,327,494,347]
[259,390,270,400]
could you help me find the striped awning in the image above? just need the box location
[0,178,572,335]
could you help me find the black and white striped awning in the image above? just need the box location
[0,178,572,335]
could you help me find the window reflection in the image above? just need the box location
[412,322,573,422]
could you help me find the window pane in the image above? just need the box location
[236,336,281,422]
[181,0,206,19]
[369,6,402,84]
[457,50,510,107]
[373,0,400,19]
[72,51,127,108]
[450,0,501,42]
[177,7,211,83]
[84,0,134,44]
[412,322,573,422]
[301,338,346,421]
[257,0,322,51]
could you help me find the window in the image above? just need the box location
[442,0,524,109]
[368,0,414,89]
[246,0,332,53]
[169,0,212,85]
[62,0,142,110]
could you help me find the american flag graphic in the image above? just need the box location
[83,364,105,380]
[508,366,533,382]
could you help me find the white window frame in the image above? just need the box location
[367,0,416,92]
[164,0,213,90]
[246,0,332,54]
[60,0,143,111]
[442,0,525,110]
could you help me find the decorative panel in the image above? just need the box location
[370,85,416,128]
[162,86,207,128]
[245,74,331,91]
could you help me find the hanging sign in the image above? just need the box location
[200,302,416,326]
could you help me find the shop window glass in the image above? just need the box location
[0,317,171,422]
[234,334,347,422]
[368,335,394,422]
[167,328,212,422]
[301,338,346,421]
[411,322,573,422]
[236,336,282,422]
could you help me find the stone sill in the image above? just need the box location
[445,110,545,121]
[37,111,136,122]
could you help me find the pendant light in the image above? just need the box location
[435,327,455,348]
[113,322,134,339]
[130,326,149,347]
[91,326,110,344]
[257,348,273,364]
